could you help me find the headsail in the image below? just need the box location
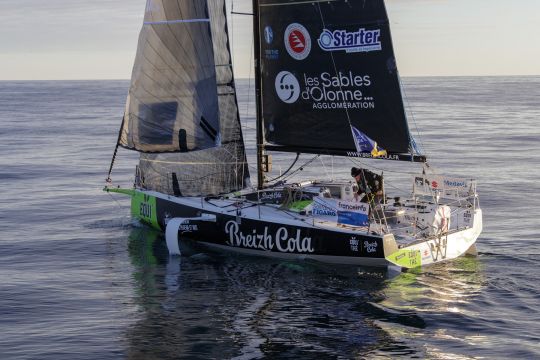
[257,0,416,156]
[125,0,249,196]
[120,0,220,153]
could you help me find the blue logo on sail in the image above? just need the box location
[351,126,387,157]
[264,26,274,44]
[318,28,382,53]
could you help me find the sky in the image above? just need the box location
[0,0,538,80]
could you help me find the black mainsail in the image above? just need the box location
[116,0,249,196]
[256,0,418,158]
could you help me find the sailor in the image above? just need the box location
[351,167,384,203]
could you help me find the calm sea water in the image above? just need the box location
[0,77,539,359]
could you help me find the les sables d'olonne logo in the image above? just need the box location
[275,71,300,104]
[284,23,311,60]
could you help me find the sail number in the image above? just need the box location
[140,202,153,218]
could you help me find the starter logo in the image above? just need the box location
[275,71,300,103]
[284,23,311,60]
[318,28,382,53]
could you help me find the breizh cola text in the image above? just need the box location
[225,221,315,253]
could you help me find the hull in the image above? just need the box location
[132,190,395,266]
[125,189,482,269]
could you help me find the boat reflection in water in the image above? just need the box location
[123,227,485,359]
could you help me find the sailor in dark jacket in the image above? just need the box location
[351,167,384,203]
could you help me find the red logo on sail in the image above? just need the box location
[289,30,306,53]
[284,23,311,60]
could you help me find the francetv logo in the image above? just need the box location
[318,28,382,53]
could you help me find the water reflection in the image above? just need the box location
[366,257,486,358]
[123,227,485,359]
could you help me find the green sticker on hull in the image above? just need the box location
[131,191,160,230]
[386,249,422,269]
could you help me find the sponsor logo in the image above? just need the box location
[225,221,314,253]
[346,152,399,160]
[275,71,300,103]
[284,23,311,60]
[264,26,274,44]
[260,191,283,202]
[444,180,467,188]
[415,177,426,187]
[463,210,472,224]
[338,201,368,213]
[431,181,439,188]
[265,49,279,60]
[302,71,374,109]
[275,69,377,110]
[312,208,337,217]
[350,237,359,252]
[364,240,378,253]
[179,224,198,232]
[302,71,375,109]
[318,28,382,53]
[312,199,338,217]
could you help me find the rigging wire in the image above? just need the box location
[400,78,429,158]
[347,156,423,176]
[265,152,300,183]
[315,4,356,138]
[267,154,320,184]
[230,0,236,69]
[318,156,332,180]
[106,116,126,183]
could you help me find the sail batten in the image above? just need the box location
[144,19,211,25]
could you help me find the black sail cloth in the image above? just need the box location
[258,0,413,155]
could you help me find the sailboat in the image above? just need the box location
[105,0,482,269]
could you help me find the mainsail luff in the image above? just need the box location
[252,0,266,190]
[256,0,416,157]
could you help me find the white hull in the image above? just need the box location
[386,209,482,268]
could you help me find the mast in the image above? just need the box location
[252,0,265,190]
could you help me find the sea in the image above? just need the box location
[0,77,539,359]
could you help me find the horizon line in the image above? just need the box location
[1,74,539,82]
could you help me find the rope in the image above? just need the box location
[266,154,320,185]
[266,153,300,183]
